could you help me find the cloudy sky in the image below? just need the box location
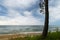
[0,0,60,25]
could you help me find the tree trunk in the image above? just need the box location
[42,0,49,38]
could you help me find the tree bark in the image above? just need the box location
[42,0,49,38]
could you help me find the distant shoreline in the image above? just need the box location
[0,31,57,35]
[0,32,42,35]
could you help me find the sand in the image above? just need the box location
[0,32,41,40]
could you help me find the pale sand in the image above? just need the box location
[0,32,42,40]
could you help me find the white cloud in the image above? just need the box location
[0,13,42,25]
[23,11,33,17]
[2,0,38,9]
[49,0,60,23]
[0,0,43,25]
[7,9,21,17]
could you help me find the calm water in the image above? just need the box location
[0,25,60,34]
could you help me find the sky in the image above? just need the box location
[0,0,60,25]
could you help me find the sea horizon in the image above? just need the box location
[0,25,60,34]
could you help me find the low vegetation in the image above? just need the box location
[9,31,60,40]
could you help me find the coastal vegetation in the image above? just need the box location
[9,31,60,40]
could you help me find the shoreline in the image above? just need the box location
[0,31,57,35]
[0,32,42,35]
[0,32,42,40]
[0,31,58,40]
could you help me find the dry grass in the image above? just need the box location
[0,33,41,40]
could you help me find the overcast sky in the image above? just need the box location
[0,0,60,25]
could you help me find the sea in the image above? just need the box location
[0,25,60,34]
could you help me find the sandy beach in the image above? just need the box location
[0,32,41,40]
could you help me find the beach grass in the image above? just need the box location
[9,31,60,40]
